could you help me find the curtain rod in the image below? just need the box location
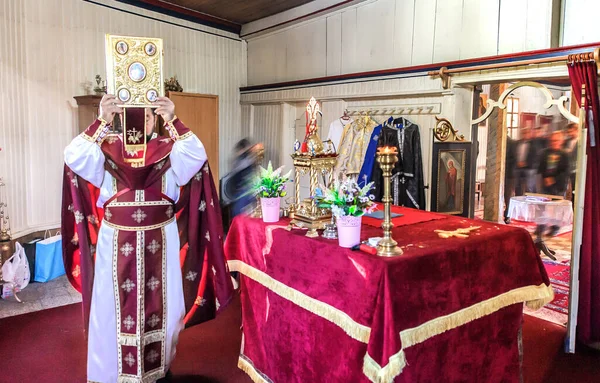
[428,48,600,87]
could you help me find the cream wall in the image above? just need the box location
[0,0,247,237]
[562,0,600,45]
[247,0,560,86]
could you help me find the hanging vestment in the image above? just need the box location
[327,117,353,152]
[357,117,393,186]
[334,116,378,178]
[372,117,426,210]
[62,118,234,383]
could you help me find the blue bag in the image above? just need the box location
[34,233,65,282]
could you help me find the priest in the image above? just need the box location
[62,94,233,383]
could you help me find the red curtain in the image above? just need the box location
[568,61,600,345]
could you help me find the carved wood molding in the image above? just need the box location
[434,116,465,142]
[471,81,578,126]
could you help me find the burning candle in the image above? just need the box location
[377,146,397,155]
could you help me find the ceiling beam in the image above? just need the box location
[116,0,242,34]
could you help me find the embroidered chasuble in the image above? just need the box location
[62,117,233,383]
[372,117,426,210]
[334,116,377,177]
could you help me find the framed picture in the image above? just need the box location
[431,142,472,217]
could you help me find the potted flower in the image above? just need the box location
[254,161,291,223]
[315,178,376,248]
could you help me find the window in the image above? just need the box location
[506,97,519,129]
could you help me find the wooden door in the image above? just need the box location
[167,92,219,190]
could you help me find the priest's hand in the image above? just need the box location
[99,94,123,122]
[153,97,175,122]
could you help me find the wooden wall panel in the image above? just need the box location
[246,0,559,86]
[391,0,416,67]
[411,0,437,65]
[168,92,220,188]
[433,0,464,63]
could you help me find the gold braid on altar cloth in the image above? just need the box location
[334,115,378,177]
[228,259,554,383]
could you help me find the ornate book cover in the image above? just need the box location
[105,34,164,107]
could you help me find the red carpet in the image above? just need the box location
[542,259,570,317]
[1,295,599,382]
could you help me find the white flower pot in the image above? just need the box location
[260,197,281,223]
[336,215,362,248]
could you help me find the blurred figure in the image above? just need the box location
[230,139,261,217]
[534,130,571,243]
[504,135,517,223]
[514,127,536,195]
[538,131,570,196]
[531,124,549,192]
[563,123,579,199]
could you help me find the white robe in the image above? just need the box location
[327,118,353,152]
[64,133,207,383]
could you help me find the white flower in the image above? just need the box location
[331,205,345,217]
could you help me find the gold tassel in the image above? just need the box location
[363,349,407,383]
[228,260,371,343]
[400,284,554,349]
[238,356,270,383]
[231,260,554,383]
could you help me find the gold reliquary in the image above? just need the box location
[288,97,338,237]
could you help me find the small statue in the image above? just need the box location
[301,97,325,156]
[93,75,106,95]
[164,76,183,93]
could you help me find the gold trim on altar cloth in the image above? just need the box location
[228,259,371,343]
[363,348,407,383]
[229,259,555,383]
[238,355,273,383]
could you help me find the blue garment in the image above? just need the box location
[358,117,393,187]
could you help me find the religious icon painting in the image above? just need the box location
[116,41,128,55]
[128,62,147,82]
[431,142,472,217]
[118,88,131,102]
[145,42,157,56]
[146,89,158,102]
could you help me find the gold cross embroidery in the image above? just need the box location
[434,226,481,239]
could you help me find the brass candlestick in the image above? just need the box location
[376,147,403,257]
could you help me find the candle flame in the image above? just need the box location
[377,146,397,154]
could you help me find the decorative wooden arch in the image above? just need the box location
[471,81,578,125]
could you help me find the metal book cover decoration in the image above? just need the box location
[105,34,164,166]
[105,34,164,107]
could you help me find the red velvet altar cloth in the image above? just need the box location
[225,208,553,383]
[362,204,447,228]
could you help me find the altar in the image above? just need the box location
[225,207,553,383]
